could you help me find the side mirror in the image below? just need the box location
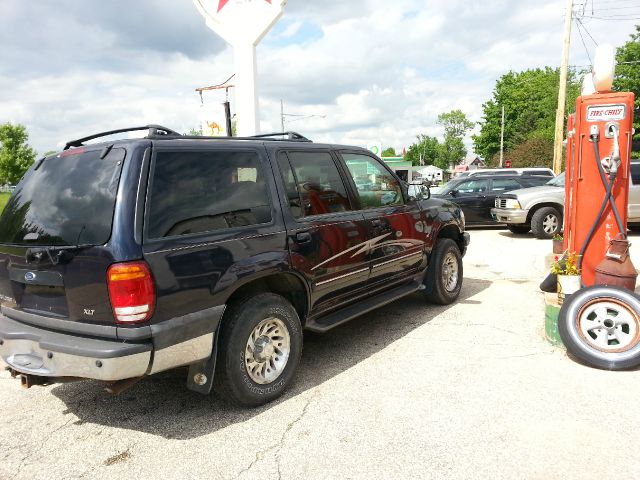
[407,183,431,201]
[449,189,458,197]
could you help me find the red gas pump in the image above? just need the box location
[563,91,635,286]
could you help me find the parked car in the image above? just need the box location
[0,125,469,407]
[454,167,555,178]
[491,166,640,239]
[431,173,551,225]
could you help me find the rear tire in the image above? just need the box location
[423,238,463,305]
[558,286,640,370]
[214,293,302,407]
[507,224,530,234]
[531,207,561,239]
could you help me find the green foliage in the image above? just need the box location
[404,135,443,168]
[0,192,9,213]
[0,123,36,185]
[186,127,203,136]
[437,110,474,139]
[472,68,581,161]
[613,25,640,159]
[505,136,554,169]
[381,147,396,157]
[437,110,474,167]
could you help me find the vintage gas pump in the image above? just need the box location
[563,46,636,287]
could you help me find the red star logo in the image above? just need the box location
[217,0,272,13]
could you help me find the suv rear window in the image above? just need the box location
[146,150,271,238]
[0,148,125,246]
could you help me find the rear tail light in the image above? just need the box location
[107,261,155,324]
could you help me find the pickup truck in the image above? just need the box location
[492,166,640,239]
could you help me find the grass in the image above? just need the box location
[0,192,10,213]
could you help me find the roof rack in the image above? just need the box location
[64,125,179,150]
[64,126,312,150]
[251,132,311,142]
[156,131,312,143]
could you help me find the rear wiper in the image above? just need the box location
[25,244,93,265]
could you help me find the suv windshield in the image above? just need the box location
[0,148,125,246]
[546,171,565,187]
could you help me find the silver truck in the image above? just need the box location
[491,172,565,238]
[492,165,640,239]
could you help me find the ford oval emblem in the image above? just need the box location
[24,272,36,282]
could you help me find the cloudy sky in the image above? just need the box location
[1,0,638,155]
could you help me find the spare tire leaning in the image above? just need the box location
[558,285,640,370]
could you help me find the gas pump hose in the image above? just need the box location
[577,136,627,274]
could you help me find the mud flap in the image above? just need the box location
[186,325,220,395]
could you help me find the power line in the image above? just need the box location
[581,15,640,19]
[575,19,594,66]
[575,17,598,45]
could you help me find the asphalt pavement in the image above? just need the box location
[2,228,640,480]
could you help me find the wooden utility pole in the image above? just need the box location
[500,105,505,168]
[552,0,574,174]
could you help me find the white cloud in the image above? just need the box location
[0,0,638,156]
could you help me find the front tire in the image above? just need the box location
[558,286,640,370]
[507,224,531,234]
[423,238,463,305]
[531,206,561,239]
[214,293,303,407]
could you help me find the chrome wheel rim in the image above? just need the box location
[441,252,459,292]
[245,317,290,385]
[577,299,640,352]
[542,214,559,234]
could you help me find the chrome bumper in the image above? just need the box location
[0,313,215,382]
[0,315,152,381]
[490,208,528,224]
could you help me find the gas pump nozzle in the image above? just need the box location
[608,123,621,176]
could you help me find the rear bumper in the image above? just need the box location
[490,208,528,224]
[0,305,223,382]
[0,315,151,381]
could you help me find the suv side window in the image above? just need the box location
[491,178,521,192]
[283,151,353,217]
[147,150,271,238]
[342,153,403,208]
[455,178,489,194]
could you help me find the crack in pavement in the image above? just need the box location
[232,391,320,480]
[274,391,319,480]
[14,415,75,478]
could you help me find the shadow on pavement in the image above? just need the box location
[498,231,535,239]
[51,277,492,439]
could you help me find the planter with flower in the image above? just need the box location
[551,251,581,303]
[552,234,564,254]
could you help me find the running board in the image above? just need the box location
[305,281,423,333]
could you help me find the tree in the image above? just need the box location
[613,25,640,158]
[437,109,474,167]
[185,127,203,136]
[505,136,554,169]
[0,123,36,185]
[472,68,581,161]
[404,135,442,168]
[381,147,396,157]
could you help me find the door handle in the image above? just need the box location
[295,232,312,244]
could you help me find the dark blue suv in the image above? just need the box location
[0,126,469,406]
